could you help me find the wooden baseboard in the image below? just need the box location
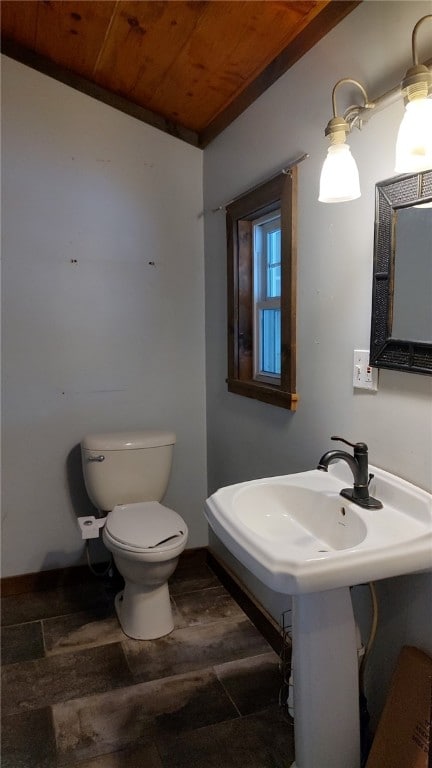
[1,546,207,597]
[0,563,96,597]
[206,549,283,654]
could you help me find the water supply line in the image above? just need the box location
[85,539,112,577]
[359,581,379,694]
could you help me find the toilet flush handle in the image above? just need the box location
[88,454,105,462]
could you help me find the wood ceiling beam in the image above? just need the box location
[1,37,200,148]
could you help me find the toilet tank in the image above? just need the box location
[81,430,176,511]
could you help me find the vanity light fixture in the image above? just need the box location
[319,14,432,203]
[318,79,372,203]
[395,15,432,173]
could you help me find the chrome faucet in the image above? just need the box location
[317,436,383,509]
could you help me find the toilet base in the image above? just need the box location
[115,580,174,640]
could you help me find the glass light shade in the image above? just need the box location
[395,98,432,173]
[318,143,361,203]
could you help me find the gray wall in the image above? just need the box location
[1,57,208,577]
[203,0,432,724]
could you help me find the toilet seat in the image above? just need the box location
[104,501,187,553]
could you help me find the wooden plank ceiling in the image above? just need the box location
[1,0,360,147]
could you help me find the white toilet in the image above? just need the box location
[81,430,188,640]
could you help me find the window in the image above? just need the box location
[226,169,298,409]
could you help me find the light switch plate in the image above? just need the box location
[353,349,378,391]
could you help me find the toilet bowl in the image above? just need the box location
[103,501,188,639]
[81,430,188,640]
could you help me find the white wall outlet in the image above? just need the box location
[353,349,378,391]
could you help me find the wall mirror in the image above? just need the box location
[370,169,432,375]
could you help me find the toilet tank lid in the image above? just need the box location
[81,430,176,451]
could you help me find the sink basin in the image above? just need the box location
[205,463,432,594]
[234,483,367,551]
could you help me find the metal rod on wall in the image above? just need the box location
[211,152,309,213]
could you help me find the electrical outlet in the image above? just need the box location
[353,349,378,391]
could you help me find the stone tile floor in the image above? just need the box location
[1,552,294,767]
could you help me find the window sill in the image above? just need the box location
[227,378,298,411]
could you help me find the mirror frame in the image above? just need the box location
[370,169,432,375]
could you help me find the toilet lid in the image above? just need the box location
[106,502,186,549]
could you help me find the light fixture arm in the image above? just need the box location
[324,78,372,143]
[331,78,370,120]
[401,15,432,100]
[324,15,432,135]
[412,14,432,66]
[348,56,432,127]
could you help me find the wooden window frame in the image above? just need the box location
[226,168,298,410]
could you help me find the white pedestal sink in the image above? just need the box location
[204,463,432,768]
[291,588,360,768]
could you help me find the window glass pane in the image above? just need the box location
[261,308,281,374]
[266,229,281,298]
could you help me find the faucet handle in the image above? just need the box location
[331,436,368,451]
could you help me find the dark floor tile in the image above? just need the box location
[123,617,271,682]
[176,548,208,572]
[169,563,220,596]
[66,743,163,767]
[74,745,163,768]
[151,670,239,737]
[53,668,238,765]
[1,581,114,627]
[1,706,57,768]
[174,585,243,628]
[43,605,120,655]
[215,652,281,715]
[157,705,294,768]
[1,621,45,665]
[1,643,134,716]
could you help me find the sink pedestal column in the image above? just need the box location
[290,587,360,768]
